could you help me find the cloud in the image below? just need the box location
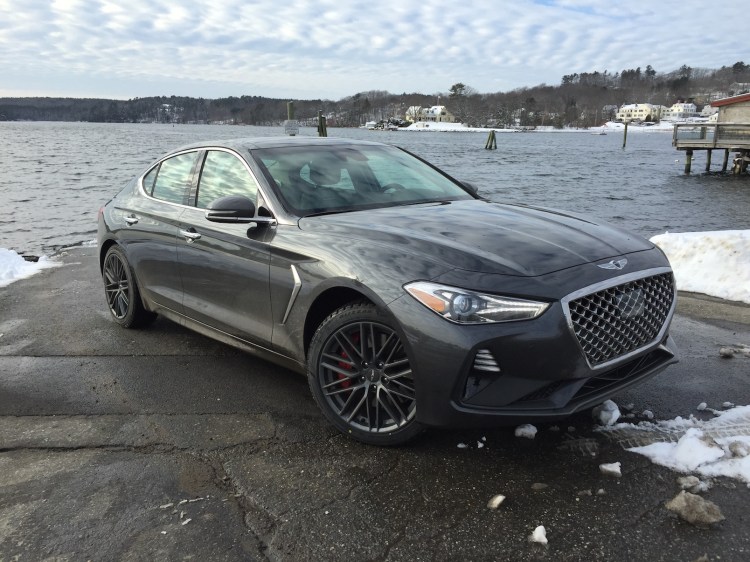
[0,0,746,99]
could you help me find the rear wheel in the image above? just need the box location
[308,302,422,446]
[102,245,156,328]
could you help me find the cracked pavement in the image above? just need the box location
[1,247,749,561]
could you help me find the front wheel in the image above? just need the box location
[102,245,156,328]
[307,302,423,446]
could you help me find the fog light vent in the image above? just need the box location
[463,349,502,401]
[473,349,501,372]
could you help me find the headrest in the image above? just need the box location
[308,159,342,186]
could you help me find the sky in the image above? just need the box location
[0,0,747,101]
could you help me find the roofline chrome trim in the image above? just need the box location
[560,266,676,371]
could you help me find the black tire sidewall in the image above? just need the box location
[103,245,148,328]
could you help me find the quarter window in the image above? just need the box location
[151,152,197,204]
[196,151,258,208]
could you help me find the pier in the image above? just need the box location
[672,92,750,174]
[673,123,750,174]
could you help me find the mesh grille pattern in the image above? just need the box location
[568,273,674,366]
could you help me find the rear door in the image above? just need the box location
[117,150,200,314]
[177,149,273,346]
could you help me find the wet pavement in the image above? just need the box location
[1,247,749,561]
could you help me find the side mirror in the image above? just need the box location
[462,181,479,196]
[205,196,256,223]
[205,195,277,227]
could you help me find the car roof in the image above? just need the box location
[171,136,388,154]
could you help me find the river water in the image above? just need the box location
[1,121,749,256]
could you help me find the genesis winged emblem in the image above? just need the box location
[597,258,628,270]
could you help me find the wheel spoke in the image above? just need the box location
[321,361,360,379]
[322,351,355,367]
[345,389,369,423]
[374,332,397,362]
[376,386,403,426]
[335,332,363,363]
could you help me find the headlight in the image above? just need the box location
[404,281,549,324]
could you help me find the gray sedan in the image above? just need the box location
[97,137,677,445]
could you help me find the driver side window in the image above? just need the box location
[196,150,258,209]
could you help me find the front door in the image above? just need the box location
[176,149,273,346]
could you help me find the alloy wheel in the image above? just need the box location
[318,321,416,434]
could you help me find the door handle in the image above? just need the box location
[124,215,139,225]
[179,228,202,242]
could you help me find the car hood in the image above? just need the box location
[298,199,653,276]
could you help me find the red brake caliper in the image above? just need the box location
[337,332,359,389]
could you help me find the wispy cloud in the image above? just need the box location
[0,0,746,99]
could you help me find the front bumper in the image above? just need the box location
[388,265,678,428]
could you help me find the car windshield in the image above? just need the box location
[252,144,473,216]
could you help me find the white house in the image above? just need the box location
[404,105,458,124]
[616,103,662,122]
[661,102,698,121]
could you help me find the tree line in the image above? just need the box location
[1,62,748,129]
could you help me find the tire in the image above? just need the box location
[102,245,156,328]
[307,302,423,446]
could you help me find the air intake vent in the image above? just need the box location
[463,349,501,400]
[473,349,501,372]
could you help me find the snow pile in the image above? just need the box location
[665,491,725,526]
[0,248,59,288]
[592,400,621,426]
[487,494,506,509]
[514,424,538,439]
[529,525,548,545]
[599,462,622,477]
[650,230,750,304]
[602,405,750,485]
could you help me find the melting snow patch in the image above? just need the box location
[696,402,707,411]
[457,442,469,449]
[0,248,59,288]
[487,494,506,509]
[677,475,711,493]
[600,405,750,485]
[665,491,724,526]
[515,424,537,439]
[529,525,548,545]
[599,462,622,477]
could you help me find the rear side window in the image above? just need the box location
[196,150,258,209]
[151,152,197,204]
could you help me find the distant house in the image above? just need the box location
[700,105,718,118]
[661,102,698,121]
[616,103,662,122]
[712,92,750,123]
[421,105,455,123]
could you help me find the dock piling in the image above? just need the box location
[684,149,693,174]
[722,149,730,172]
[705,149,712,172]
[317,111,328,137]
[485,130,497,150]
[622,121,629,149]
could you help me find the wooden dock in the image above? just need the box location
[673,123,750,174]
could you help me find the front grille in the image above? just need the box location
[567,272,675,366]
